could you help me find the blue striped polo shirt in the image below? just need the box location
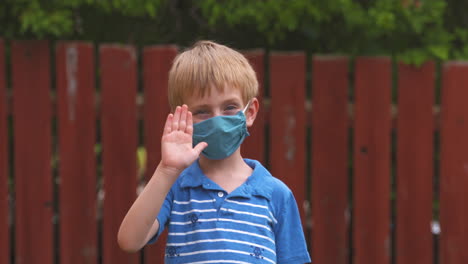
[150,159,311,264]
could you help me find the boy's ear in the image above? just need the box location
[246,97,259,127]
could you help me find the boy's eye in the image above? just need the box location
[192,109,211,120]
[225,105,237,111]
[224,105,239,114]
[193,109,208,115]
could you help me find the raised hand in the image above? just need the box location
[160,105,207,171]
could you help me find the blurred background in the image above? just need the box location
[1,1,468,264]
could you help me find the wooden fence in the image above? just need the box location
[0,40,467,264]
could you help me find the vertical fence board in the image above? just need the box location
[396,62,434,264]
[12,40,53,264]
[57,42,97,264]
[0,39,8,264]
[311,56,349,264]
[353,57,391,264]
[242,51,265,163]
[143,45,178,263]
[440,62,468,264]
[270,52,306,220]
[100,45,138,264]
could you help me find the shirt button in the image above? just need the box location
[217,191,224,198]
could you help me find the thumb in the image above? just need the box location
[193,142,208,156]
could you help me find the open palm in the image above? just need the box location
[161,105,207,171]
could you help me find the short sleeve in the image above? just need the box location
[273,187,311,264]
[147,189,173,244]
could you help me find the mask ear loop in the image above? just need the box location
[242,99,252,114]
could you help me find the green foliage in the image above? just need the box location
[197,0,457,65]
[199,0,326,44]
[1,0,163,38]
[18,1,74,37]
[1,0,468,64]
[452,28,468,60]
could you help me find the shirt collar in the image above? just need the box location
[179,159,273,200]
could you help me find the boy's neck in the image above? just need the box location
[198,150,253,193]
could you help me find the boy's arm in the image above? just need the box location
[117,105,207,252]
[274,187,311,264]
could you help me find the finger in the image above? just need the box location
[172,106,181,131]
[186,111,193,135]
[193,142,208,156]
[179,104,188,132]
[164,113,173,135]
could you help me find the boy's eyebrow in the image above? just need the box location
[190,98,242,109]
[190,104,210,109]
[224,98,242,103]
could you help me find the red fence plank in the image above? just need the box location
[100,45,139,264]
[311,56,349,264]
[440,62,468,264]
[56,42,97,264]
[0,39,9,264]
[242,51,265,163]
[396,62,434,264]
[12,40,53,264]
[353,57,391,264]
[143,45,178,263]
[270,52,307,220]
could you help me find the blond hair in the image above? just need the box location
[168,40,258,109]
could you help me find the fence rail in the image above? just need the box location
[1,40,468,264]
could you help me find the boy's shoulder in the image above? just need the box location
[242,159,293,199]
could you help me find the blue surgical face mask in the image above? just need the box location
[192,102,251,160]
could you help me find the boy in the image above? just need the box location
[118,40,311,263]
